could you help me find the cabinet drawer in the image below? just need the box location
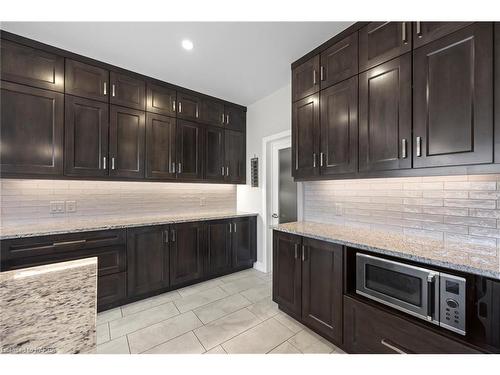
[98,272,127,309]
[344,296,481,354]
[1,229,126,261]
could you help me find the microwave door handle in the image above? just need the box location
[427,274,436,321]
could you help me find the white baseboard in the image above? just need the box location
[253,261,267,273]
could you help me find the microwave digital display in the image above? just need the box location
[445,280,460,295]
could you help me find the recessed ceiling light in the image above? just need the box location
[182,39,194,51]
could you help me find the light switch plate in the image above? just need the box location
[50,201,65,214]
[66,201,77,213]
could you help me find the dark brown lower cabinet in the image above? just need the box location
[302,238,343,344]
[343,296,481,354]
[207,220,232,275]
[232,216,256,269]
[169,222,205,287]
[127,225,170,297]
[98,273,127,309]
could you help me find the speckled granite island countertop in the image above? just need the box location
[0,211,258,240]
[0,258,97,354]
[274,221,500,280]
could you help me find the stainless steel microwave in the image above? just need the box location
[356,253,466,335]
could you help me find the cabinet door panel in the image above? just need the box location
[302,238,343,344]
[206,126,225,181]
[292,94,319,179]
[320,32,358,89]
[1,40,64,92]
[65,59,108,102]
[224,105,246,132]
[207,220,232,275]
[359,22,411,71]
[98,272,127,310]
[292,55,320,102]
[64,95,109,177]
[1,81,63,175]
[201,99,225,127]
[127,225,170,297]
[232,216,256,269]
[145,113,176,180]
[272,231,302,317]
[176,120,203,180]
[224,130,246,184]
[146,83,176,116]
[413,22,473,49]
[110,71,146,110]
[413,23,493,168]
[320,76,358,175]
[359,54,411,172]
[170,222,205,287]
[177,92,201,122]
[109,106,146,178]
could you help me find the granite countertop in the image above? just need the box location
[274,221,500,280]
[0,258,97,354]
[0,211,258,240]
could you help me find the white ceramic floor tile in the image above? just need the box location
[217,269,257,283]
[193,308,261,350]
[246,297,279,321]
[97,307,122,325]
[96,323,110,345]
[222,318,295,354]
[127,311,203,353]
[205,345,227,354]
[97,336,130,354]
[121,290,181,316]
[109,302,179,339]
[219,276,266,294]
[174,286,228,313]
[239,284,272,303]
[177,279,224,297]
[287,329,336,354]
[269,341,301,354]
[274,312,306,333]
[143,332,205,354]
[193,293,252,324]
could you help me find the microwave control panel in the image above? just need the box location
[439,274,466,335]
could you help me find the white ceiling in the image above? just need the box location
[0,22,353,106]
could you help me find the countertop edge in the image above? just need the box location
[273,226,500,281]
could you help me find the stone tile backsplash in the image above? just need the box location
[304,174,500,254]
[0,179,236,227]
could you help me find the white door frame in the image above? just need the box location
[260,130,303,273]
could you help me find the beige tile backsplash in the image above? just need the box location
[304,174,500,253]
[0,179,236,227]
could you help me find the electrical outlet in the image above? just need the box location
[50,201,65,214]
[199,197,206,207]
[66,201,77,213]
[335,203,343,216]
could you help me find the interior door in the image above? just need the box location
[176,120,204,180]
[65,59,109,102]
[302,237,343,344]
[110,71,146,111]
[109,105,146,178]
[145,112,176,179]
[207,220,232,275]
[205,126,225,181]
[359,53,412,172]
[292,55,320,102]
[64,95,109,177]
[224,130,246,184]
[320,76,358,175]
[292,93,319,179]
[169,222,205,287]
[413,23,493,168]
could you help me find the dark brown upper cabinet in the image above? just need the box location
[177,92,201,122]
[232,216,256,269]
[65,59,109,102]
[145,113,176,180]
[205,126,225,181]
[301,237,343,344]
[169,222,205,287]
[1,40,64,92]
[272,231,302,317]
[146,83,176,117]
[64,95,109,177]
[110,71,146,111]
[292,94,320,179]
[292,55,320,102]
[176,120,204,180]
[207,220,232,276]
[109,105,146,179]
[1,81,63,176]
[201,99,225,127]
[320,32,358,89]
[413,23,493,168]
[413,22,473,49]
[127,225,170,297]
[224,130,246,184]
[359,53,411,172]
[359,22,412,71]
[320,76,358,176]
[223,105,246,132]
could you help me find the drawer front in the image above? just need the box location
[1,229,126,261]
[98,272,127,309]
[344,296,481,354]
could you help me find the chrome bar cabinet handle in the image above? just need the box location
[111,157,116,170]
[301,245,306,262]
[294,243,298,259]
[172,100,176,112]
[103,82,107,95]
[177,163,182,174]
[402,22,408,44]
[313,70,317,85]
[226,114,229,124]
[401,139,407,159]
[178,102,182,113]
[320,66,325,81]
[416,136,422,157]
[320,152,324,167]
[102,156,107,170]
[221,113,225,124]
[380,339,409,354]
[416,21,422,37]
[312,153,317,168]
[221,166,225,176]
[112,84,116,97]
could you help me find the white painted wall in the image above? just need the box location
[237,83,291,272]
